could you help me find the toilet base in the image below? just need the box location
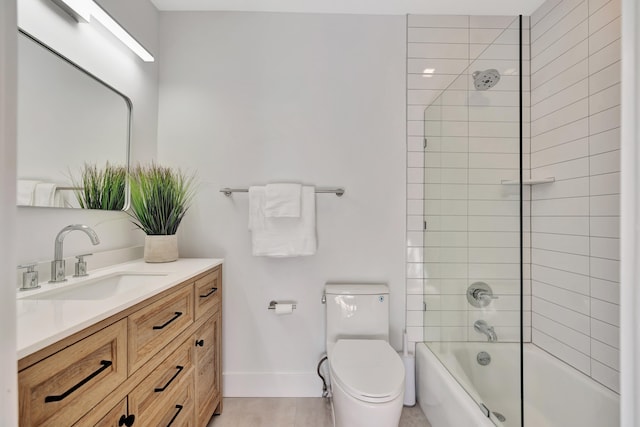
[331,374,404,427]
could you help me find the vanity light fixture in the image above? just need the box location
[90,3,155,62]
[50,0,155,62]
[51,0,91,22]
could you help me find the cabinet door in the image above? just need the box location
[194,315,214,427]
[213,310,222,414]
[19,319,128,426]
[194,309,222,427]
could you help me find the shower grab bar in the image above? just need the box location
[220,187,345,197]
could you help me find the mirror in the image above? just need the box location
[16,30,131,210]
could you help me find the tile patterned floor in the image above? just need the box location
[207,397,432,427]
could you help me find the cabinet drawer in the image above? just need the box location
[154,379,196,427]
[194,268,221,320]
[74,398,130,427]
[19,320,127,426]
[129,337,194,422]
[128,285,194,373]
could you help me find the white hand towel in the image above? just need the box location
[264,183,301,217]
[249,186,316,257]
[248,186,265,231]
[34,183,58,207]
[17,180,40,205]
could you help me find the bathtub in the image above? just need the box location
[416,342,619,427]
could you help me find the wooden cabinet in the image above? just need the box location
[19,265,223,427]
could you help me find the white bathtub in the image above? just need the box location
[416,342,619,427]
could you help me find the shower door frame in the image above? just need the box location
[518,14,524,427]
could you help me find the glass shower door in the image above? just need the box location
[421,15,527,427]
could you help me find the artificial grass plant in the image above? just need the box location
[73,162,127,210]
[128,163,196,235]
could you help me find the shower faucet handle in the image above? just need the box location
[467,282,498,308]
[474,289,498,300]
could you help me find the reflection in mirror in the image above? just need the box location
[16,30,131,210]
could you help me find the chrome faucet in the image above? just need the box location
[467,282,499,308]
[474,320,498,342]
[50,224,100,283]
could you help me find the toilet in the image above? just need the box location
[324,283,405,427]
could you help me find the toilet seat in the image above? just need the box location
[329,339,405,404]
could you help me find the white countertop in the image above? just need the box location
[16,258,223,359]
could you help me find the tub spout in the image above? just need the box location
[474,320,498,342]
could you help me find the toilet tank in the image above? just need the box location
[325,283,390,350]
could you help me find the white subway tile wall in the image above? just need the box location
[530,0,620,393]
[406,15,532,348]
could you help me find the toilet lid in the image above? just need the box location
[330,339,405,403]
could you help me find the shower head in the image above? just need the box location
[472,69,501,90]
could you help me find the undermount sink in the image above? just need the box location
[23,272,168,301]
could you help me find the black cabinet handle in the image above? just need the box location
[154,365,184,392]
[166,405,183,427]
[45,360,112,403]
[153,312,182,330]
[119,414,135,426]
[195,339,204,347]
[200,287,218,298]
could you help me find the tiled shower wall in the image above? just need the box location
[530,0,621,392]
[406,15,531,346]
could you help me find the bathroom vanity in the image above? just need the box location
[16,258,222,426]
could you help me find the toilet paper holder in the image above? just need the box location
[268,300,297,310]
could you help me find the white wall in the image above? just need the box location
[13,0,160,267]
[1,0,18,422]
[530,0,621,392]
[406,15,531,347]
[157,11,406,396]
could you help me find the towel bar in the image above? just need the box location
[220,187,344,197]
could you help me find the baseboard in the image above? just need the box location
[223,372,323,397]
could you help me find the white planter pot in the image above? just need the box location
[144,234,178,263]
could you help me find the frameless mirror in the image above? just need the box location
[16,30,131,210]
